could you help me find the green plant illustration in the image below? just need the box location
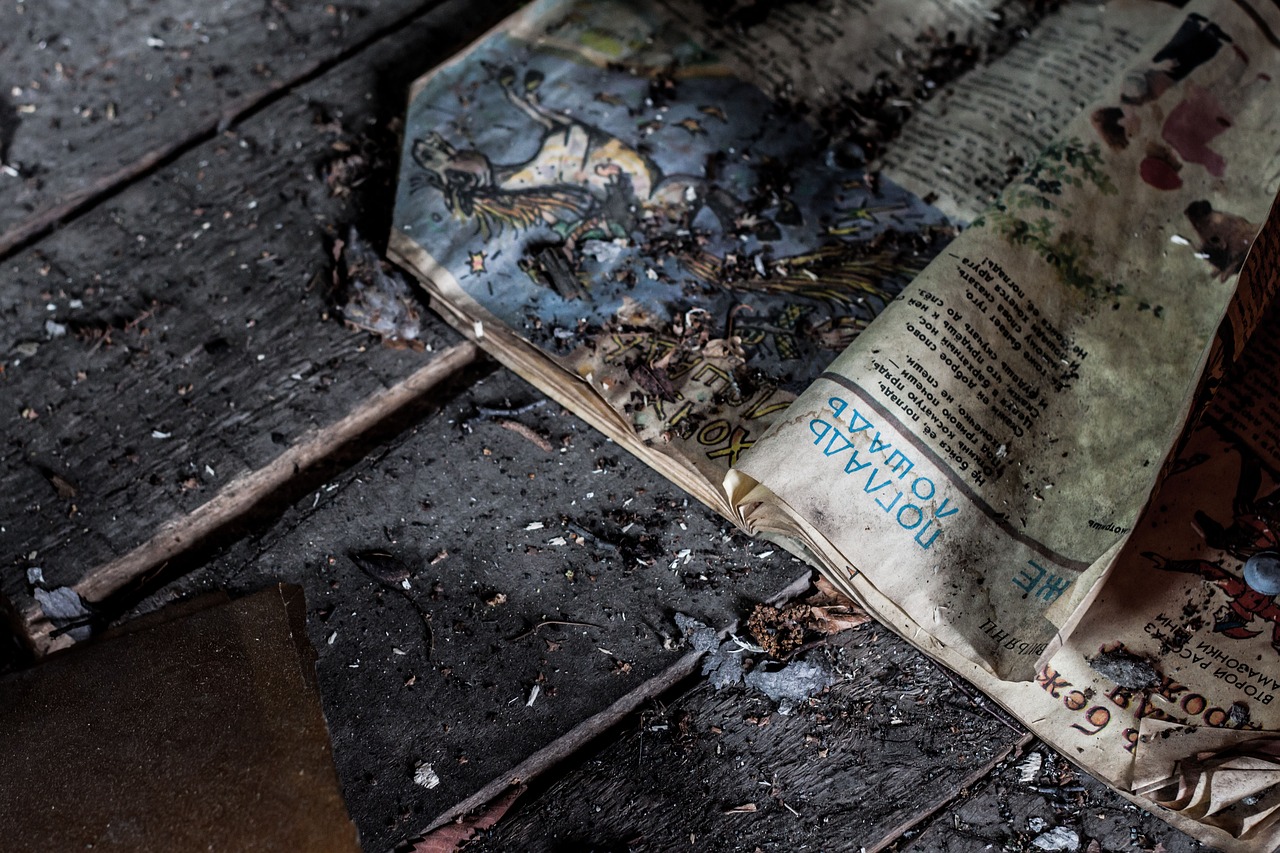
[973,139,1125,299]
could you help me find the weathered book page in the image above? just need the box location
[880,1,1155,221]
[730,0,1280,682]
[1061,244,1280,849]
[947,228,1280,852]
[769,240,1280,851]
[389,0,1159,520]
[386,0,1280,845]
[655,0,1043,113]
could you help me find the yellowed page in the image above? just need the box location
[654,0,1023,110]
[734,0,1280,681]
[881,0,1154,220]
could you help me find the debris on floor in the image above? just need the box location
[746,575,871,658]
[676,587,846,714]
[407,785,525,853]
[334,226,428,350]
[743,659,837,714]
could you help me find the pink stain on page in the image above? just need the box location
[1162,83,1231,177]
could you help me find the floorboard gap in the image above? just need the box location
[17,341,483,656]
[0,0,511,260]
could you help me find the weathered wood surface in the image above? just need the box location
[27,341,480,652]
[472,626,1026,853]
[904,742,1206,852]
[122,367,804,851]
[0,0,515,649]
[472,625,1215,852]
[0,0,469,256]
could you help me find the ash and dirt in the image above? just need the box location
[333,226,429,351]
[908,744,1207,853]
[675,611,838,713]
[1086,645,1161,691]
[472,622,1211,853]
[469,625,1018,852]
[121,368,802,851]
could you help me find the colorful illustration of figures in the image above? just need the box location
[1146,551,1280,651]
[397,1,952,388]
[1087,11,1270,284]
[411,66,775,253]
[1146,448,1280,652]
[408,63,925,343]
[1101,11,1237,186]
[1090,13,1235,154]
[1126,13,1233,106]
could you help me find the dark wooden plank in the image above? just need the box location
[470,625,1026,853]
[118,367,805,852]
[0,0,476,257]
[20,341,479,651]
[0,0,516,651]
[901,743,1207,852]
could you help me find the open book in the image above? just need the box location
[389,0,1280,848]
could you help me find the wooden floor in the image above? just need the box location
[0,2,1211,851]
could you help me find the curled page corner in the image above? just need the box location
[722,468,765,530]
[1133,718,1280,841]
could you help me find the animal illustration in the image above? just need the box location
[1185,199,1258,280]
[410,65,935,357]
[412,67,772,248]
[1147,551,1280,651]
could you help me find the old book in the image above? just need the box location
[389,0,1280,848]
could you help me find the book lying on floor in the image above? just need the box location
[389,0,1280,848]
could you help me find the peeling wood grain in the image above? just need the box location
[864,733,1035,853]
[418,649,708,839]
[470,627,1026,853]
[24,341,479,655]
[902,740,1205,852]
[0,0,498,257]
[0,0,513,649]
